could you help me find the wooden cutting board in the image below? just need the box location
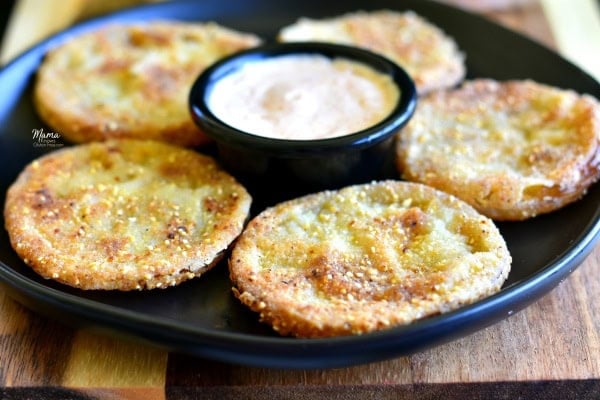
[1,1,599,399]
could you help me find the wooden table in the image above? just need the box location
[1,1,599,399]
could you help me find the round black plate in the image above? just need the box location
[1,0,599,369]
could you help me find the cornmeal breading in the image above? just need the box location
[229,181,510,338]
[34,21,261,147]
[396,79,600,221]
[4,140,252,290]
[278,10,465,94]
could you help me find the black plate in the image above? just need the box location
[1,0,599,369]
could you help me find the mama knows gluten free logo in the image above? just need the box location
[32,128,64,148]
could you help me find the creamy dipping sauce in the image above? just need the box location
[207,54,400,140]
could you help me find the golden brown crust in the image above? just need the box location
[4,140,252,290]
[278,9,466,94]
[396,79,600,221]
[33,21,261,147]
[229,180,511,338]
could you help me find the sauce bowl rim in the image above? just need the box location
[189,41,417,156]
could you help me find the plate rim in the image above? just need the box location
[1,0,600,369]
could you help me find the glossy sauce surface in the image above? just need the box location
[207,54,400,140]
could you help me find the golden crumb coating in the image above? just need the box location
[278,9,465,94]
[33,21,261,147]
[396,79,600,221]
[4,140,252,290]
[229,180,510,338]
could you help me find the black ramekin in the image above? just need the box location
[189,42,417,196]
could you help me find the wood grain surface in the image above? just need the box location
[1,1,600,399]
